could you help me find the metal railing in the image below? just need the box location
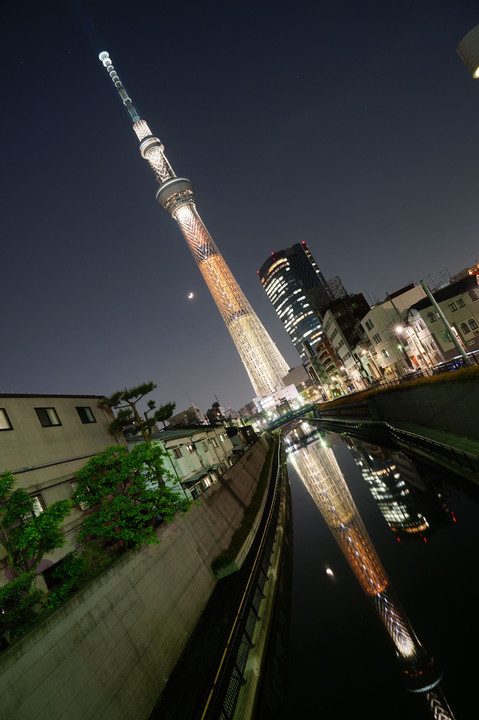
[200,439,286,720]
[388,424,479,476]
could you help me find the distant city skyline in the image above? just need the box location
[1,1,479,412]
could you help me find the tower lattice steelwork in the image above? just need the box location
[289,435,456,719]
[99,52,289,398]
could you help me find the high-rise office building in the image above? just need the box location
[99,52,289,399]
[258,242,331,363]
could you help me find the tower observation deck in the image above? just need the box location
[99,52,289,399]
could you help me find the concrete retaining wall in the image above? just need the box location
[369,382,479,440]
[0,436,271,720]
[319,380,479,442]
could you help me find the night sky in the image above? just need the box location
[2,1,478,414]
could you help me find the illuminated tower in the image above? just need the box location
[99,52,289,398]
[289,434,456,719]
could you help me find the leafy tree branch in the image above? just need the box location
[73,443,191,549]
[99,381,175,441]
[0,471,72,576]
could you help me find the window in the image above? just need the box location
[31,494,46,516]
[469,318,478,330]
[427,312,437,323]
[448,302,457,312]
[461,323,470,334]
[372,333,381,344]
[365,319,374,331]
[457,298,465,308]
[187,444,195,453]
[76,406,96,424]
[35,407,61,427]
[0,408,13,431]
[70,481,89,510]
[172,447,182,459]
[382,349,390,358]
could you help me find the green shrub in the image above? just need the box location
[45,541,114,610]
[0,572,44,647]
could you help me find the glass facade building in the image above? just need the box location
[258,242,330,363]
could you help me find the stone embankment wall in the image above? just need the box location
[369,382,479,440]
[0,436,272,720]
[320,381,479,440]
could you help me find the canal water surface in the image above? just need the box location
[283,427,479,719]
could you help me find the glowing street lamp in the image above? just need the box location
[457,25,479,78]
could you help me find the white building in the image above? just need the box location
[408,274,479,361]
[128,426,235,499]
[359,284,429,378]
[0,394,124,585]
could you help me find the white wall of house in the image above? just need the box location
[360,286,427,377]
[128,426,235,499]
[415,283,479,360]
[0,394,124,584]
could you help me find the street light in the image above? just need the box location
[457,25,479,77]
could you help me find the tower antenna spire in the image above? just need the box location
[99,51,140,124]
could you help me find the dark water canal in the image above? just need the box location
[283,425,479,719]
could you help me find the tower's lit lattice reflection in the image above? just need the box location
[100,55,289,399]
[289,436,455,717]
[289,441,417,658]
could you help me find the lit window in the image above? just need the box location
[0,408,13,431]
[382,349,390,358]
[35,407,61,427]
[76,406,96,424]
[31,494,46,516]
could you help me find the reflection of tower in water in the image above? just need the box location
[289,436,456,719]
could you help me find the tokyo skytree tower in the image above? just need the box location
[99,52,289,398]
[290,436,456,719]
